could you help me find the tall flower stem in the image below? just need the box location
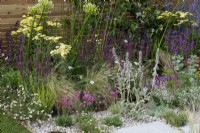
[71,14,90,49]
[70,14,90,65]
[156,0,182,50]
[27,16,36,59]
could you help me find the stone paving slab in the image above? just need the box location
[115,121,200,133]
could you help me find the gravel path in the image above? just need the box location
[25,111,199,133]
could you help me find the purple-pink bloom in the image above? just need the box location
[80,103,84,106]
[114,84,118,88]
[111,91,117,96]
[83,93,89,99]
[75,92,81,98]
[62,101,66,106]
[56,100,60,103]
[87,101,92,106]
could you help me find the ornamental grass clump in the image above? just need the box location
[161,110,187,127]
[55,115,73,127]
[104,115,123,127]
[109,102,123,115]
[84,64,115,105]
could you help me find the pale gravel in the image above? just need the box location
[25,111,200,133]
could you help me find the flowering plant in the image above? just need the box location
[11,0,71,59]
[157,11,197,27]
[0,85,50,122]
[56,87,118,115]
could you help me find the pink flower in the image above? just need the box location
[99,100,105,105]
[80,103,84,106]
[114,84,118,88]
[62,101,66,106]
[111,91,117,96]
[87,101,92,106]
[89,96,95,102]
[66,98,71,101]
[71,97,75,101]
[56,100,60,103]
[62,97,67,100]
[75,92,81,98]
[83,93,89,99]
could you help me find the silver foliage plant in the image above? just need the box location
[112,48,147,103]
[112,48,150,119]
[112,48,161,120]
[172,55,200,109]
[152,49,160,89]
[172,54,199,86]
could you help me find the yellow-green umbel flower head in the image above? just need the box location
[83,1,98,15]
[50,43,72,58]
[28,0,54,15]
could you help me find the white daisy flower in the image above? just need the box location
[124,39,128,43]
[90,80,94,85]
[68,66,73,70]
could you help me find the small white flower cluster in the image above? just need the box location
[0,85,50,122]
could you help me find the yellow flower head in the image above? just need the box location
[50,43,71,58]
[36,26,43,31]
[11,31,18,35]
[47,21,62,27]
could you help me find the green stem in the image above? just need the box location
[157,0,182,49]
[27,16,36,58]
[71,14,90,48]
[69,14,90,65]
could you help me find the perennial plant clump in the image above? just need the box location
[55,115,73,127]
[76,113,101,133]
[104,115,123,127]
[55,88,118,114]
[0,85,50,122]
[157,11,197,26]
[11,0,71,59]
